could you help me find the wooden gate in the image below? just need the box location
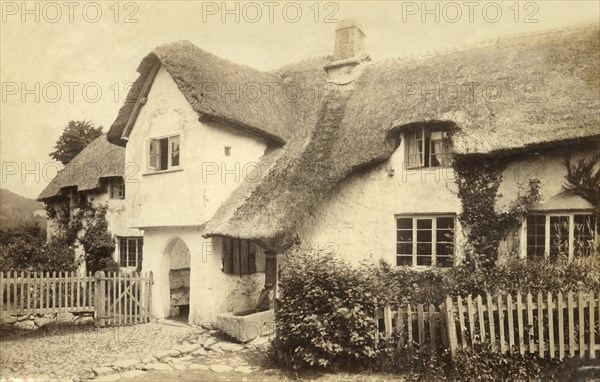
[94,271,153,326]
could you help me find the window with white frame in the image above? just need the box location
[148,135,180,171]
[109,178,125,199]
[396,215,455,267]
[525,212,596,259]
[406,128,452,168]
[118,237,143,268]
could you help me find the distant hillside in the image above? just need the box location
[0,189,47,230]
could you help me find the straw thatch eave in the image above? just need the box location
[108,40,306,147]
[38,135,124,201]
[344,24,599,156]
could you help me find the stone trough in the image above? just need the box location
[216,308,275,343]
[216,285,275,342]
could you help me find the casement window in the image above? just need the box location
[109,178,125,199]
[118,237,143,268]
[396,215,455,267]
[526,212,596,259]
[406,128,452,168]
[148,135,180,171]
[222,238,258,276]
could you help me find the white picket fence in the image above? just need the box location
[378,290,600,360]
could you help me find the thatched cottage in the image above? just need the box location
[42,20,599,325]
[38,134,143,274]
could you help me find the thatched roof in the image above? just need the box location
[103,24,599,245]
[356,24,600,154]
[204,24,600,244]
[107,41,309,146]
[38,135,124,201]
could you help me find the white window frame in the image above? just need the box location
[521,211,596,261]
[117,237,143,268]
[147,134,181,172]
[405,127,452,169]
[395,214,456,268]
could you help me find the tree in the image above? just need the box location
[50,120,103,165]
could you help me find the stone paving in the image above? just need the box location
[1,320,399,382]
[0,320,206,381]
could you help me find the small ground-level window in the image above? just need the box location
[118,237,143,268]
[396,215,455,267]
[110,178,125,199]
[222,238,258,276]
[526,212,596,259]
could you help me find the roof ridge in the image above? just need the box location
[372,22,599,67]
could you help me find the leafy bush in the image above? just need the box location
[367,254,600,307]
[271,250,380,370]
[452,348,542,382]
[80,206,116,274]
[0,225,79,273]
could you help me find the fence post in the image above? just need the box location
[384,305,393,343]
[444,296,458,359]
[94,271,106,327]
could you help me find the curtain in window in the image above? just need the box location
[431,131,451,167]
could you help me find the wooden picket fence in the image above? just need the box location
[0,271,153,327]
[378,290,600,360]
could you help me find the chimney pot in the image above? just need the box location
[325,19,369,85]
[333,18,366,61]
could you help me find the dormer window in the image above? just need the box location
[406,128,452,168]
[149,135,180,171]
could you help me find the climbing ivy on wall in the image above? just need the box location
[453,156,541,269]
[80,205,117,273]
[562,152,600,235]
[47,200,117,273]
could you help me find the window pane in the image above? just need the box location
[397,230,412,242]
[407,130,423,167]
[437,256,453,268]
[119,239,127,267]
[437,217,454,229]
[149,140,161,170]
[397,218,412,229]
[417,230,432,242]
[416,243,432,255]
[574,214,595,257]
[396,243,412,255]
[170,136,180,167]
[436,229,454,243]
[159,138,169,170]
[417,219,432,229]
[128,239,137,267]
[397,256,412,266]
[526,215,546,259]
[416,255,432,266]
[549,216,569,257]
[436,243,454,257]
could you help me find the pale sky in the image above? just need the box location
[1,0,599,199]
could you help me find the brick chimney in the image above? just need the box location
[325,19,369,85]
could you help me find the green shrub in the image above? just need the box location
[367,254,600,308]
[451,348,542,382]
[272,250,380,370]
[0,225,79,273]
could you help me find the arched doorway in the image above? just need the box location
[162,237,191,321]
